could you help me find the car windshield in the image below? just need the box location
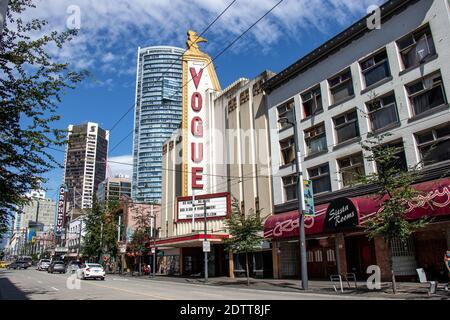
[87,264,102,268]
[42,260,50,262]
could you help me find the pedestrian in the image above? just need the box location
[445,250,450,291]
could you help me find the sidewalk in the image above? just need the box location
[115,273,450,300]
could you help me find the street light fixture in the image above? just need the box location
[278,114,309,290]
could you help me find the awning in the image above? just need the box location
[155,233,229,248]
[264,178,450,241]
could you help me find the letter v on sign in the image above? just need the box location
[190,68,203,89]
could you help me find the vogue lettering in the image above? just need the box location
[189,67,205,190]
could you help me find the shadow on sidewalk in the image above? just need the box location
[0,277,30,300]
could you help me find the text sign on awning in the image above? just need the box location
[324,198,359,231]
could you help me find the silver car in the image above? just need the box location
[37,259,51,271]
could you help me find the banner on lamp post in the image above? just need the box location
[303,179,315,216]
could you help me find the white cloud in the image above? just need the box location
[107,154,133,178]
[16,0,384,82]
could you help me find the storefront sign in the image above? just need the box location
[177,193,230,221]
[55,185,67,235]
[324,198,359,231]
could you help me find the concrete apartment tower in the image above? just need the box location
[131,46,184,203]
[63,122,109,210]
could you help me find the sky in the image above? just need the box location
[18,0,384,200]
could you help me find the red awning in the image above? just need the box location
[264,178,450,241]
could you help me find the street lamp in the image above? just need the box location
[278,114,309,290]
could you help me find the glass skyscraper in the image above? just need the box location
[132,46,184,203]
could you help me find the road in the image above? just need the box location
[0,268,377,300]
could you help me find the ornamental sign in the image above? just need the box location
[324,198,359,231]
[181,30,221,196]
[55,185,67,235]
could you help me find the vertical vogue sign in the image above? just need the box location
[187,61,210,194]
[56,185,67,235]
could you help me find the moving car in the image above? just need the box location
[47,261,66,274]
[37,259,51,271]
[76,263,105,280]
[66,260,82,274]
[7,261,29,270]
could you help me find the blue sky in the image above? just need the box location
[22,0,383,200]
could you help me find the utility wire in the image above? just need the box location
[106,0,238,137]
[108,0,282,154]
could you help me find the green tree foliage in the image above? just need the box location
[223,199,264,286]
[127,204,152,274]
[356,133,428,292]
[82,196,103,261]
[83,197,120,263]
[0,0,87,238]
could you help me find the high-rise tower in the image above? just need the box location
[132,46,184,203]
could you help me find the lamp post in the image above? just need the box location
[203,199,208,284]
[278,114,309,290]
[149,213,157,278]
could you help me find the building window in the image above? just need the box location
[282,175,297,202]
[406,73,446,116]
[277,99,295,130]
[360,49,391,87]
[308,163,331,194]
[328,68,354,105]
[228,97,237,113]
[397,24,436,70]
[280,137,296,166]
[333,109,359,144]
[338,153,365,187]
[367,93,399,131]
[416,124,450,166]
[304,123,327,155]
[375,140,408,174]
[301,86,322,118]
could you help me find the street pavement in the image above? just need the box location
[0,268,384,300]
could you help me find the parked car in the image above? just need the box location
[66,261,82,274]
[7,261,29,270]
[47,261,66,274]
[19,256,33,267]
[37,259,51,271]
[76,263,106,280]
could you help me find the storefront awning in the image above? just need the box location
[264,178,450,241]
[155,233,229,248]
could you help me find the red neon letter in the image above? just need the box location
[190,68,203,89]
[191,92,203,112]
[191,116,203,137]
[192,167,204,189]
[191,142,203,163]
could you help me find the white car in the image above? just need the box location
[76,263,106,280]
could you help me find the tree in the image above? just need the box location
[82,196,103,262]
[223,199,264,286]
[356,133,428,293]
[127,204,152,275]
[0,0,87,239]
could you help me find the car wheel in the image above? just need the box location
[101,277,105,281]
